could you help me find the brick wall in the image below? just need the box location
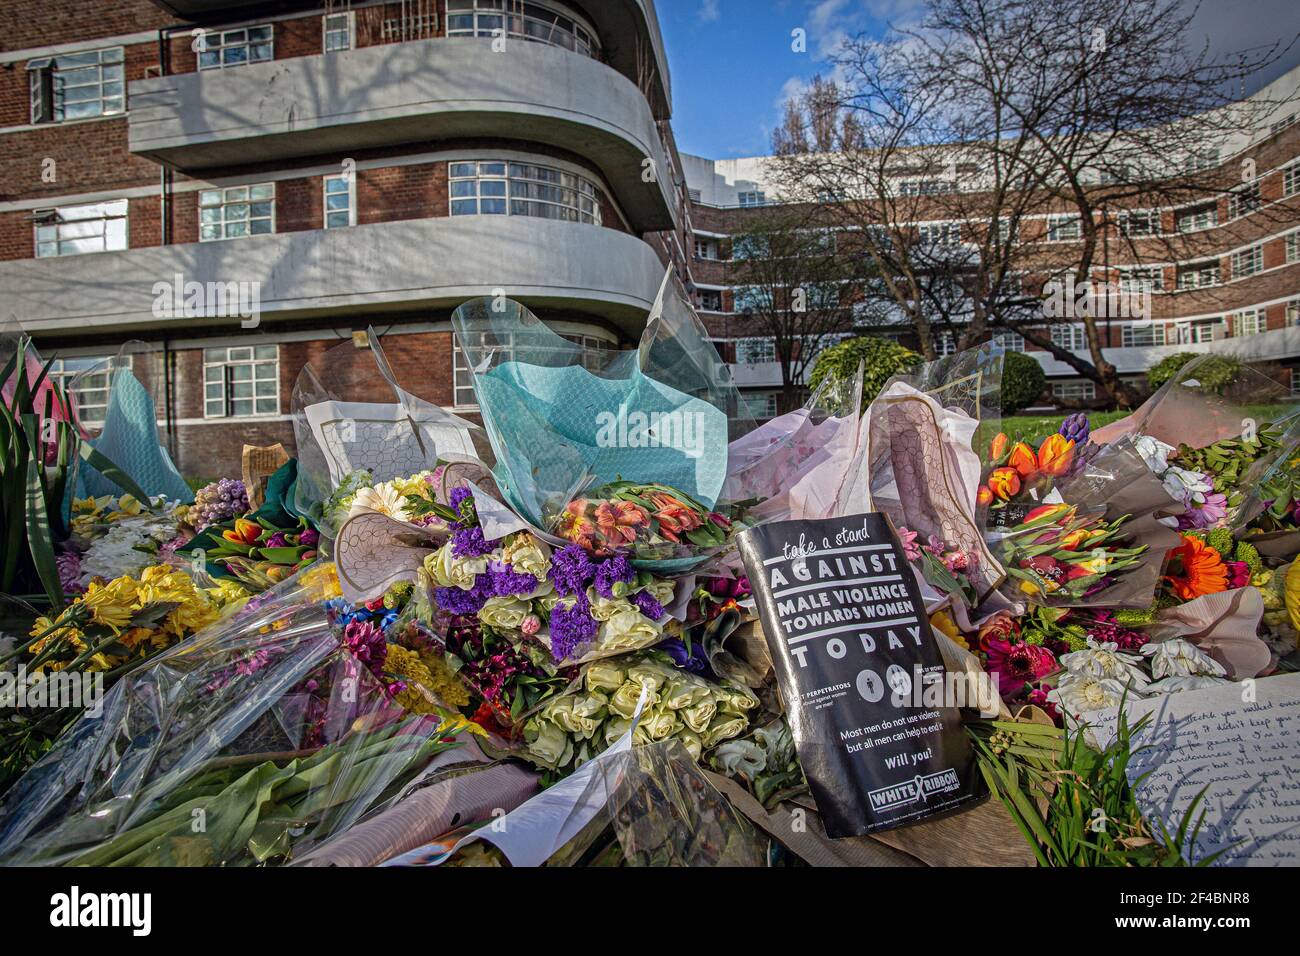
[0,0,170,52]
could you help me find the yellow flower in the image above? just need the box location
[302,562,342,601]
[107,494,145,520]
[929,609,967,650]
[78,576,141,634]
[206,579,253,614]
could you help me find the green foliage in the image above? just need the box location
[1147,353,1241,392]
[970,709,1225,866]
[1001,351,1047,414]
[807,336,922,410]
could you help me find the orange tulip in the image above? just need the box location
[1007,442,1038,479]
[223,518,262,546]
[1036,434,1076,477]
[977,485,994,507]
[989,433,1009,461]
[988,467,1022,501]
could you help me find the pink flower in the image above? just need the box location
[942,550,972,573]
[897,527,922,561]
[1225,560,1251,589]
[521,614,541,636]
[983,636,1057,699]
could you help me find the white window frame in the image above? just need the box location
[1177,260,1221,289]
[199,184,275,242]
[1118,267,1164,293]
[737,191,767,208]
[1119,210,1158,237]
[197,25,274,70]
[743,391,779,420]
[1047,215,1082,242]
[1176,319,1226,344]
[917,221,961,245]
[323,174,356,228]
[1050,323,1087,351]
[1052,380,1096,403]
[1177,203,1217,233]
[1286,229,1300,264]
[1288,299,1300,327]
[445,0,601,58]
[49,355,132,424]
[203,345,279,419]
[1227,181,1261,220]
[735,337,777,365]
[732,286,773,313]
[694,237,719,260]
[33,199,128,258]
[1122,323,1166,348]
[323,12,354,52]
[448,160,602,225]
[1231,244,1263,279]
[697,289,724,312]
[1234,308,1266,337]
[1285,162,1300,199]
[993,331,1025,352]
[28,47,125,124]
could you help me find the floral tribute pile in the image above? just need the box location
[3,321,1300,869]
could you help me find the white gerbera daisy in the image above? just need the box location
[1141,639,1226,679]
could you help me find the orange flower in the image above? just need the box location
[989,433,1009,461]
[976,485,994,507]
[558,502,599,551]
[1007,442,1039,479]
[1167,534,1229,600]
[223,518,262,546]
[646,492,703,543]
[1036,434,1076,477]
[595,500,650,548]
[988,467,1022,501]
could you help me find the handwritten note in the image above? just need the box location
[1090,673,1300,866]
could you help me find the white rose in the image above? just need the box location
[504,533,551,580]
[598,608,663,652]
[586,590,633,623]
[479,596,532,632]
[431,542,488,591]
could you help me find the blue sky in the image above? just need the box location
[657,0,1300,161]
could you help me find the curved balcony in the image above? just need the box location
[0,216,667,340]
[127,36,677,232]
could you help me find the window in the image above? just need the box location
[48,355,131,424]
[1119,210,1158,237]
[917,221,961,245]
[1118,267,1163,293]
[743,392,779,419]
[1227,182,1261,220]
[1272,114,1297,136]
[446,0,600,58]
[735,337,776,365]
[737,191,767,208]
[1235,309,1266,337]
[1231,244,1263,279]
[197,26,273,70]
[1052,380,1096,403]
[694,238,719,260]
[199,184,274,241]
[993,331,1025,352]
[1122,323,1166,347]
[449,161,602,224]
[801,282,841,310]
[731,235,770,261]
[995,218,1015,244]
[688,188,702,203]
[732,286,772,313]
[323,175,355,228]
[898,179,954,196]
[1177,203,1217,233]
[453,331,508,407]
[1285,162,1300,198]
[28,48,124,123]
[935,331,958,357]
[697,289,723,312]
[34,200,128,257]
[1050,324,1087,351]
[1292,367,1300,397]
[1184,150,1219,172]
[323,13,353,52]
[1047,216,1082,241]
[203,346,278,418]
[1289,299,1300,327]
[1177,260,1220,289]
[1288,230,1300,264]
[1175,319,1225,344]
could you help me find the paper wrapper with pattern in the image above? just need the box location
[291,327,484,535]
[0,564,471,867]
[1149,586,1271,679]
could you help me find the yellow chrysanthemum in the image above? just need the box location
[78,576,141,634]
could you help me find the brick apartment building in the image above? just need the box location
[0,0,694,478]
[681,64,1300,418]
[0,1,1297,478]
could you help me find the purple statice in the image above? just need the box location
[435,579,492,616]
[488,561,541,598]
[594,554,635,599]
[56,550,84,595]
[548,594,598,662]
[632,589,666,621]
[1058,412,1091,445]
[549,544,595,598]
[447,486,476,528]
[451,526,495,559]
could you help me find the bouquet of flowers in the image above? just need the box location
[555,481,731,560]
[522,651,758,779]
[997,503,1149,603]
[978,428,1080,517]
[196,516,321,589]
[63,494,189,592]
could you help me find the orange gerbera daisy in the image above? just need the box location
[1167,534,1229,600]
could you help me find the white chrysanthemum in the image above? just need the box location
[1059,638,1150,689]
[349,482,411,522]
[1141,639,1226,679]
[1047,673,1131,715]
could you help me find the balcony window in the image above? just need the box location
[1118,267,1163,293]
[744,391,779,420]
[1175,319,1225,344]
[1288,230,1300,264]
[1052,380,1096,403]
[446,0,600,58]
[917,221,961,245]
[1050,324,1087,351]
[1231,244,1263,279]
[204,346,278,418]
[993,331,1025,352]
[199,184,275,241]
[1285,162,1300,198]
[735,337,777,365]
[1176,203,1217,233]
[197,26,273,70]
[694,238,719,260]
[323,175,355,229]
[697,289,723,312]
[737,191,767,208]
[1177,261,1220,289]
[898,179,954,196]
[1235,309,1266,337]
[323,13,353,52]
[733,286,773,313]
[34,200,128,258]
[49,355,132,424]
[1047,216,1082,241]
[449,161,601,224]
[1227,182,1261,220]
[1122,323,1166,347]
[1289,299,1300,327]
[1118,210,1158,237]
[28,48,124,123]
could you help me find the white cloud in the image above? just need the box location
[698,0,722,23]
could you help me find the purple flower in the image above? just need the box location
[1059,412,1091,445]
[549,544,595,598]
[435,580,491,616]
[1177,492,1228,530]
[299,529,320,548]
[594,555,635,599]
[266,531,290,549]
[448,486,473,511]
[489,561,541,598]
[342,619,388,673]
[447,486,476,528]
[452,526,495,559]
[632,590,666,621]
[56,550,84,594]
[656,637,712,677]
[548,594,597,662]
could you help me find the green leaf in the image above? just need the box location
[24,457,65,610]
[78,443,151,504]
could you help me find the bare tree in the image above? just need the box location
[768,0,1294,407]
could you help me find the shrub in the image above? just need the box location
[1001,351,1048,414]
[1147,353,1240,393]
[808,336,923,410]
